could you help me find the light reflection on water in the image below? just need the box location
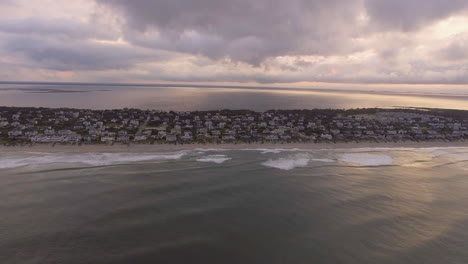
[0,84,467,110]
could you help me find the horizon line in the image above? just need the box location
[1,81,468,88]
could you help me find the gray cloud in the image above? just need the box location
[0,18,115,40]
[1,0,468,85]
[123,62,468,85]
[2,35,165,71]
[95,0,468,66]
[365,0,468,31]
[96,0,364,64]
[435,34,468,61]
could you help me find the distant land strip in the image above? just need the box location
[0,106,466,146]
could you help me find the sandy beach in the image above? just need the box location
[1,141,467,153]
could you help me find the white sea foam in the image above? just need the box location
[194,148,229,152]
[338,153,393,166]
[196,155,232,164]
[0,158,30,169]
[261,154,310,170]
[0,152,187,169]
[75,152,187,166]
[262,158,309,170]
[242,148,304,154]
[261,152,337,170]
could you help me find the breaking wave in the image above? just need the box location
[194,148,229,152]
[196,155,232,164]
[0,152,187,169]
[262,157,310,170]
[1,147,467,170]
[338,153,394,166]
[261,154,335,170]
[242,148,304,154]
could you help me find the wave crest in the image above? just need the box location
[338,153,393,166]
[196,155,232,164]
[0,152,187,169]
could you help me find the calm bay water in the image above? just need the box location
[0,84,468,110]
[1,147,468,263]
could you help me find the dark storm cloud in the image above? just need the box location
[96,0,364,64]
[364,0,468,31]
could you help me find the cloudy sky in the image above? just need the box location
[1,0,468,87]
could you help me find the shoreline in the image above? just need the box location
[1,141,467,153]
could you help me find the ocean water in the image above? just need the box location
[1,147,468,263]
[1,83,468,110]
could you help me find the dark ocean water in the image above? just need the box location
[0,84,468,110]
[1,147,468,263]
